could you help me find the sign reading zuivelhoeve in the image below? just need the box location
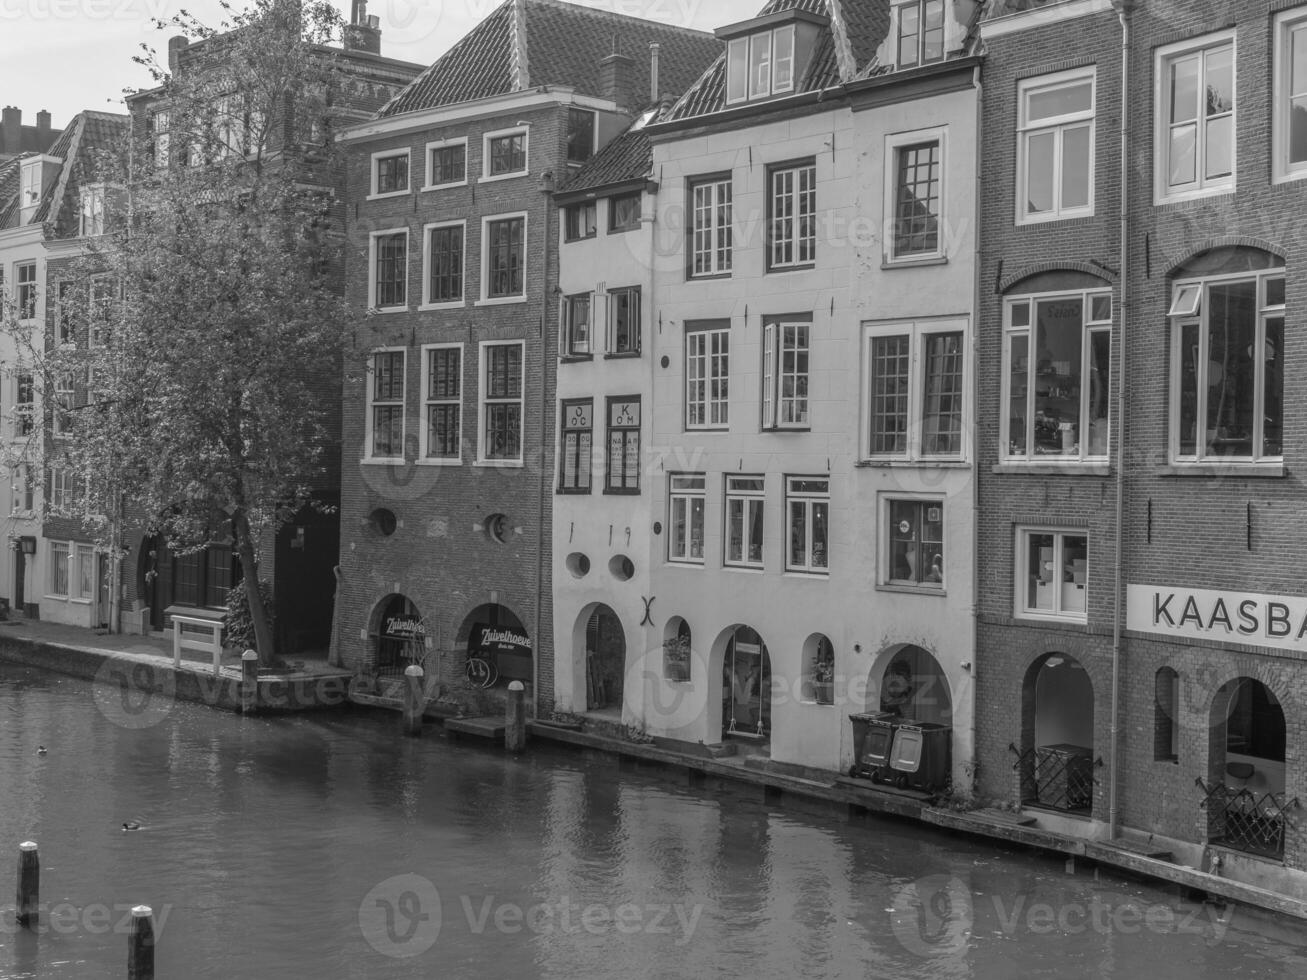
[1127,585,1307,653]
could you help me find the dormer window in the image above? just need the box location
[80,185,106,237]
[20,162,41,207]
[726,25,796,105]
[896,0,945,69]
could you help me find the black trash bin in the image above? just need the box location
[889,722,952,794]
[848,712,899,781]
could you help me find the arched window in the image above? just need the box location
[663,618,691,683]
[801,634,834,705]
[1154,666,1179,762]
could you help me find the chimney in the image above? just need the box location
[344,0,382,54]
[36,110,51,144]
[600,51,635,110]
[168,35,189,73]
[649,43,661,103]
[1,107,19,155]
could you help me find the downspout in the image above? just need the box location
[1108,0,1134,838]
[970,60,983,799]
[534,172,555,720]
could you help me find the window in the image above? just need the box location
[52,372,74,438]
[1018,69,1095,222]
[890,137,942,260]
[74,544,94,602]
[1169,270,1284,462]
[865,321,966,459]
[724,475,765,568]
[768,161,817,270]
[1018,529,1087,619]
[608,192,641,233]
[49,468,69,512]
[11,464,33,513]
[370,230,407,311]
[14,371,33,438]
[1003,293,1111,461]
[668,474,706,563]
[80,184,106,237]
[564,202,597,242]
[566,109,596,164]
[606,397,640,494]
[151,111,170,168]
[608,287,640,355]
[480,342,523,463]
[485,129,527,178]
[483,215,526,301]
[422,344,461,462]
[372,150,410,197]
[685,322,730,429]
[20,160,41,208]
[1275,11,1307,182]
[559,399,592,493]
[885,498,945,589]
[1155,667,1180,762]
[425,139,467,188]
[423,222,464,306]
[726,25,795,104]
[89,277,116,347]
[689,176,732,278]
[55,280,76,344]
[16,262,36,320]
[787,477,828,574]
[562,293,592,356]
[896,0,945,69]
[761,317,810,429]
[1156,33,1235,201]
[367,350,405,461]
[49,542,69,598]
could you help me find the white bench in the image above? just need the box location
[171,614,226,676]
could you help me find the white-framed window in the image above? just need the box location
[865,319,966,460]
[10,463,33,513]
[558,398,593,493]
[605,396,640,494]
[478,341,524,464]
[15,262,37,320]
[768,160,817,270]
[49,541,69,598]
[608,286,641,355]
[608,192,641,233]
[1003,292,1111,462]
[20,160,41,208]
[366,348,405,462]
[424,138,467,190]
[79,184,106,237]
[1274,10,1307,183]
[89,276,116,347]
[724,475,765,568]
[14,370,33,438]
[73,543,94,602]
[370,149,410,198]
[421,343,462,463]
[761,316,810,429]
[886,129,944,262]
[726,25,796,105]
[1169,269,1285,463]
[55,280,75,345]
[561,292,592,356]
[895,0,945,69]
[52,372,75,438]
[564,201,597,242]
[1017,528,1087,621]
[368,229,408,312]
[49,467,69,512]
[689,176,733,278]
[668,473,706,564]
[483,127,528,180]
[422,220,464,308]
[566,109,596,165]
[480,213,527,303]
[151,111,170,168]
[1018,68,1095,223]
[1155,31,1235,203]
[786,476,828,574]
[685,321,730,429]
[882,497,945,590]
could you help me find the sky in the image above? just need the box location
[2,0,762,127]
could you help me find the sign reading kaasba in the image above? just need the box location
[1127,585,1307,653]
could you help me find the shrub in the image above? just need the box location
[224,580,276,651]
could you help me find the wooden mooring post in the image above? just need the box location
[241,650,259,714]
[16,841,38,928]
[402,665,424,737]
[506,681,526,752]
[127,905,155,979]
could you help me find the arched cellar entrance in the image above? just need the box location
[581,604,625,715]
[1017,653,1096,814]
[720,625,771,743]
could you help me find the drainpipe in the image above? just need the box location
[534,170,556,720]
[1108,0,1134,839]
[969,61,983,798]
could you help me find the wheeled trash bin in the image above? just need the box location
[848,712,900,782]
[888,722,952,794]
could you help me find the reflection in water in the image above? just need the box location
[2,662,1307,979]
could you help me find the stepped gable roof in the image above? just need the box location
[380,0,720,118]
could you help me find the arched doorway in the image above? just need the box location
[370,594,426,678]
[457,603,531,687]
[1019,653,1095,813]
[875,645,952,725]
[1205,677,1288,858]
[582,605,625,714]
[721,626,771,741]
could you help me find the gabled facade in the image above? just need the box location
[334,0,719,711]
[641,0,981,787]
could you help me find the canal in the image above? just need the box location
[2,662,1307,979]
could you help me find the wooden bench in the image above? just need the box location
[171,614,226,676]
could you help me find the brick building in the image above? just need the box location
[333,0,719,713]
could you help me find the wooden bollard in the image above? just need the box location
[16,841,38,928]
[240,650,259,714]
[505,680,526,752]
[402,665,424,736]
[127,905,154,980]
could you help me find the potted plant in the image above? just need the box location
[813,654,834,705]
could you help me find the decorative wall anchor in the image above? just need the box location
[640,596,655,627]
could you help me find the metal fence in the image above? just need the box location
[1196,778,1299,860]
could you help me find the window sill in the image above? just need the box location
[1155,183,1235,208]
[370,305,409,315]
[475,296,527,307]
[882,253,947,270]
[361,458,406,467]
[762,426,812,434]
[559,354,594,363]
[686,273,733,283]
[415,458,462,467]
[783,570,830,580]
[723,565,765,574]
[475,459,525,469]
[563,235,598,244]
[667,559,705,568]
[1014,612,1089,627]
[367,190,410,202]
[993,462,1111,476]
[1016,211,1095,227]
[685,427,729,434]
[557,487,592,496]
[859,458,968,469]
[603,488,641,496]
[604,352,642,360]
[1156,462,1286,478]
[767,264,816,275]
[418,300,466,312]
[421,181,468,192]
[877,583,947,597]
[479,172,528,185]
[1271,168,1307,187]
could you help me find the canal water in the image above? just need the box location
[2,662,1307,979]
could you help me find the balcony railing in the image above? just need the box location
[1010,743,1101,814]
[1196,778,1299,860]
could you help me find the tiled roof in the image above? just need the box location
[557,100,673,195]
[858,0,982,79]
[0,111,128,233]
[0,155,23,229]
[380,0,721,118]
